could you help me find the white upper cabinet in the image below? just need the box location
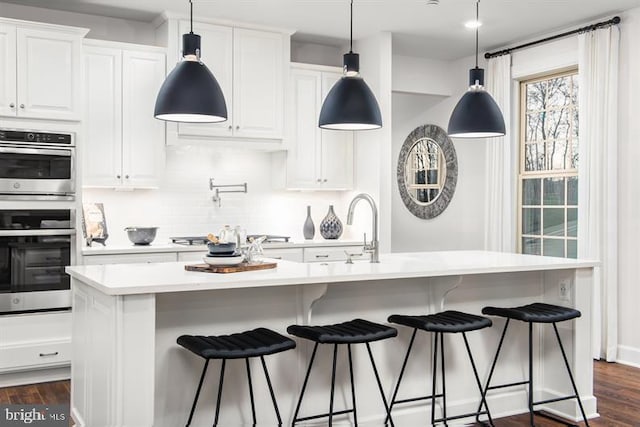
[161,19,288,145]
[232,28,284,139]
[0,19,87,121]
[83,41,166,189]
[280,64,354,190]
[175,21,233,138]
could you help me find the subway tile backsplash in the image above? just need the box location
[83,145,359,245]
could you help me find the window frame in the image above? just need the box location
[517,68,579,257]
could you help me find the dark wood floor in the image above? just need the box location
[0,361,638,425]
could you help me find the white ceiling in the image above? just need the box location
[3,0,640,60]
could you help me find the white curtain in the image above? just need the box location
[485,54,515,252]
[578,26,619,361]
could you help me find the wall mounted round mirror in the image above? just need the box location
[397,124,458,219]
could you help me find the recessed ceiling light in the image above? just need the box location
[464,20,482,29]
[426,0,440,5]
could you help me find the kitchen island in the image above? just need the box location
[66,251,598,426]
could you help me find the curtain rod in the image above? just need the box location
[485,16,621,59]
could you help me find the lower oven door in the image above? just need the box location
[0,233,72,315]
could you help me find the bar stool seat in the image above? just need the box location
[177,327,296,359]
[387,311,494,426]
[287,318,398,344]
[389,310,492,333]
[177,327,296,427]
[287,319,397,426]
[483,302,581,323]
[479,302,589,427]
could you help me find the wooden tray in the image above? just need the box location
[185,261,277,274]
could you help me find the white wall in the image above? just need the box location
[616,6,640,368]
[392,54,454,97]
[390,55,488,252]
[0,1,157,45]
[291,41,342,67]
[83,146,357,246]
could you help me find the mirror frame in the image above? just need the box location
[397,124,458,219]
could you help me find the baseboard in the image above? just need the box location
[537,388,598,422]
[617,345,640,368]
[0,366,70,387]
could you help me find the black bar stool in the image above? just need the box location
[479,302,590,427]
[387,310,494,426]
[287,318,398,426]
[177,327,296,426]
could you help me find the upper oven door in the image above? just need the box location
[0,145,75,197]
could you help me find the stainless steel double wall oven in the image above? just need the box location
[0,129,76,314]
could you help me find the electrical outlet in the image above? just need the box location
[559,280,571,302]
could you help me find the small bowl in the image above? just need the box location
[125,227,158,245]
[207,242,236,254]
[203,254,244,266]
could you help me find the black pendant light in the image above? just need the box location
[318,0,382,131]
[154,0,227,123]
[448,0,505,138]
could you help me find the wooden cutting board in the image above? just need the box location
[185,261,277,274]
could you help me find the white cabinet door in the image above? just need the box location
[122,50,166,189]
[83,252,177,265]
[262,248,304,262]
[287,68,322,189]
[176,21,233,138]
[16,27,81,120]
[83,46,123,187]
[233,28,284,139]
[320,72,354,190]
[0,23,16,117]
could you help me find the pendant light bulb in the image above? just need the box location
[448,0,505,138]
[318,0,382,131]
[154,0,228,123]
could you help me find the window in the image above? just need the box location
[518,70,578,258]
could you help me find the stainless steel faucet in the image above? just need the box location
[346,193,379,263]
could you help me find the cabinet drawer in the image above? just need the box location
[262,248,303,262]
[83,252,178,265]
[178,251,208,262]
[303,246,363,263]
[0,340,70,371]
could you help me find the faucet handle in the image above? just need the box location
[363,232,367,246]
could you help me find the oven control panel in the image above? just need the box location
[0,130,73,145]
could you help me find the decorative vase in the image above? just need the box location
[303,206,315,240]
[319,205,343,240]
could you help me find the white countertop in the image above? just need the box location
[66,250,598,296]
[80,239,363,255]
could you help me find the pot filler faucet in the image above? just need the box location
[346,193,379,263]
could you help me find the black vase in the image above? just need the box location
[319,205,343,239]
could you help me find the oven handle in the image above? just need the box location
[0,146,72,157]
[0,229,76,236]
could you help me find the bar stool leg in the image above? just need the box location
[213,359,226,427]
[528,322,534,427]
[440,332,448,426]
[347,344,358,426]
[329,344,338,426]
[365,342,395,427]
[476,319,511,424]
[431,332,438,426]
[292,342,319,426]
[186,359,210,426]
[552,323,590,426]
[245,359,257,426]
[461,332,494,426]
[385,328,418,425]
[260,356,282,425]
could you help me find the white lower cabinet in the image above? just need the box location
[303,246,365,263]
[83,40,166,189]
[262,248,303,262]
[0,311,71,373]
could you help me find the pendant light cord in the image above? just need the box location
[190,0,193,34]
[475,0,479,68]
[350,0,354,53]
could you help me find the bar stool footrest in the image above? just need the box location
[392,393,444,406]
[294,408,354,423]
[533,395,579,406]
